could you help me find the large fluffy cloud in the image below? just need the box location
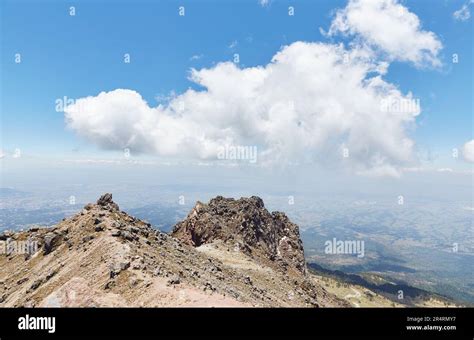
[65,0,440,176]
[328,0,442,67]
[65,41,420,176]
[462,140,474,163]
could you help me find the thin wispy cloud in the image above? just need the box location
[228,40,238,49]
[190,54,203,61]
[453,0,473,21]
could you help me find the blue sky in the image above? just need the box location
[0,0,472,174]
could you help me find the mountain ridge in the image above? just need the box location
[0,193,347,307]
[1,193,455,308]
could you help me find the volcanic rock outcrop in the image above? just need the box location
[172,196,307,275]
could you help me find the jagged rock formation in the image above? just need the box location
[95,193,120,211]
[172,196,306,275]
[0,194,348,307]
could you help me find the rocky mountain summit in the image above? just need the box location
[0,194,348,307]
[172,196,306,275]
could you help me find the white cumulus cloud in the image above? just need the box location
[328,0,442,67]
[65,41,421,177]
[462,140,474,162]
